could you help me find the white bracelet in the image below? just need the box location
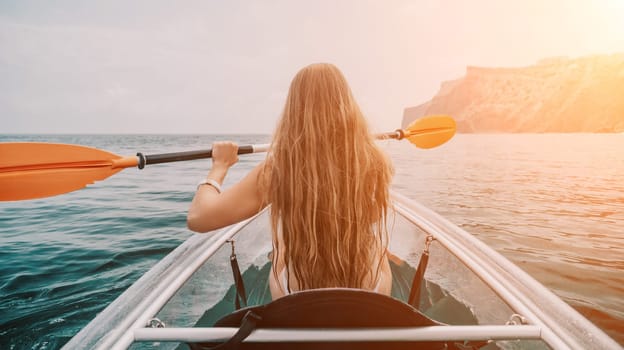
[197,178,222,193]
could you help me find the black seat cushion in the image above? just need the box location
[190,288,453,350]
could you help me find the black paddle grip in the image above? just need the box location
[137,145,255,169]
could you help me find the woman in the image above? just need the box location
[187,63,394,299]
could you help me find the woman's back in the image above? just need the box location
[260,63,394,297]
[187,63,393,299]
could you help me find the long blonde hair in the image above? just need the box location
[262,63,393,291]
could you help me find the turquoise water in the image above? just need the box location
[1,134,623,348]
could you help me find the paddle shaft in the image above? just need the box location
[376,130,404,140]
[136,144,270,169]
[136,131,403,168]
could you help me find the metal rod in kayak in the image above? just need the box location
[134,325,542,342]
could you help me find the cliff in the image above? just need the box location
[403,54,624,132]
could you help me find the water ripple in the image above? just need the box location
[385,134,624,344]
[1,134,623,348]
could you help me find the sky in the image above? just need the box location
[1,0,623,134]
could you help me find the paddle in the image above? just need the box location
[0,115,455,201]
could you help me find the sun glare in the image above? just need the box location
[596,0,624,37]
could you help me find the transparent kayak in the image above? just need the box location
[63,192,621,350]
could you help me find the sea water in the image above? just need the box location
[0,134,622,348]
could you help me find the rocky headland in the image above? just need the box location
[403,54,624,132]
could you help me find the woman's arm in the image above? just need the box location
[187,142,267,233]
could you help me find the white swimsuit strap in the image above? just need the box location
[280,268,291,295]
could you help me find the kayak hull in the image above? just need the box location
[63,193,621,350]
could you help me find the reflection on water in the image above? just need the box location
[382,133,624,344]
[0,133,622,347]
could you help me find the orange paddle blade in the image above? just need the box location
[0,143,137,201]
[404,115,456,149]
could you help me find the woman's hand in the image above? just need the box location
[188,141,266,233]
[211,141,239,169]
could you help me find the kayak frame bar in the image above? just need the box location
[134,325,542,343]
